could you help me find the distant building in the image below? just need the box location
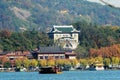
[31,46,76,60]
[48,25,80,50]
[0,51,32,67]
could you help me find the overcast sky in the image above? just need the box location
[87,0,120,7]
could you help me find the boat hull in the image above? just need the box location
[39,66,62,74]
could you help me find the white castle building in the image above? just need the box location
[48,25,80,50]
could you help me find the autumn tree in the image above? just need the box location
[0,29,11,38]
[47,59,55,66]
[103,58,111,66]
[111,57,119,66]
[23,57,30,69]
[30,59,38,68]
[79,58,88,67]
[55,59,64,66]
[15,58,22,68]
[95,56,103,63]
[63,59,71,66]
[39,60,47,67]
[70,59,79,67]
[88,58,95,65]
[0,56,8,68]
[89,44,120,58]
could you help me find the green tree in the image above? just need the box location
[75,46,88,58]
[103,58,111,66]
[4,61,11,68]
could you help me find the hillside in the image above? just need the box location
[0,0,120,31]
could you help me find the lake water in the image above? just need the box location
[0,70,120,80]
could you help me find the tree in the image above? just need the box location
[23,57,30,69]
[47,59,55,66]
[111,57,119,65]
[39,60,47,67]
[55,59,65,66]
[0,29,11,38]
[95,56,103,63]
[103,58,111,66]
[0,56,8,67]
[70,59,79,67]
[30,59,38,68]
[79,58,88,67]
[88,58,95,65]
[63,59,71,66]
[15,58,22,68]
[4,61,11,68]
[75,46,88,58]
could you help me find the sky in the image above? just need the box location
[87,0,120,7]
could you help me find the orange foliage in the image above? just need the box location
[89,44,120,58]
[0,29,11,38]
[0,56,8,64]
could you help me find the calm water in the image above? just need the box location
[0,70,120,80]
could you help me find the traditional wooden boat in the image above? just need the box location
[39,66,62,74]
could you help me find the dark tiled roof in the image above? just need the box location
[37,46,65,53]
[48,25,80,33]
[56,27,73,32]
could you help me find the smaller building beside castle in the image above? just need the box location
[48,25,80,50]
[31,46,76,60]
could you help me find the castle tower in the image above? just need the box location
[48,25,80,50]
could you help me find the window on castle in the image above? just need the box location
[66,44,69,47]
[63,34,69,37]
[74,34,77,37]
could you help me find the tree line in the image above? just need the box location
[73,21,120,58]
[0,21,120,59]
[1,56,120,70]
[0,56,78,70]
[0,29,53,51]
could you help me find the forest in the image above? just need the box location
[0,20,120,58]
[73,21,120,58]
[1,0,120,68]
[0,20,120,69]
[0,0,120,31]
[0,29,53,51]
